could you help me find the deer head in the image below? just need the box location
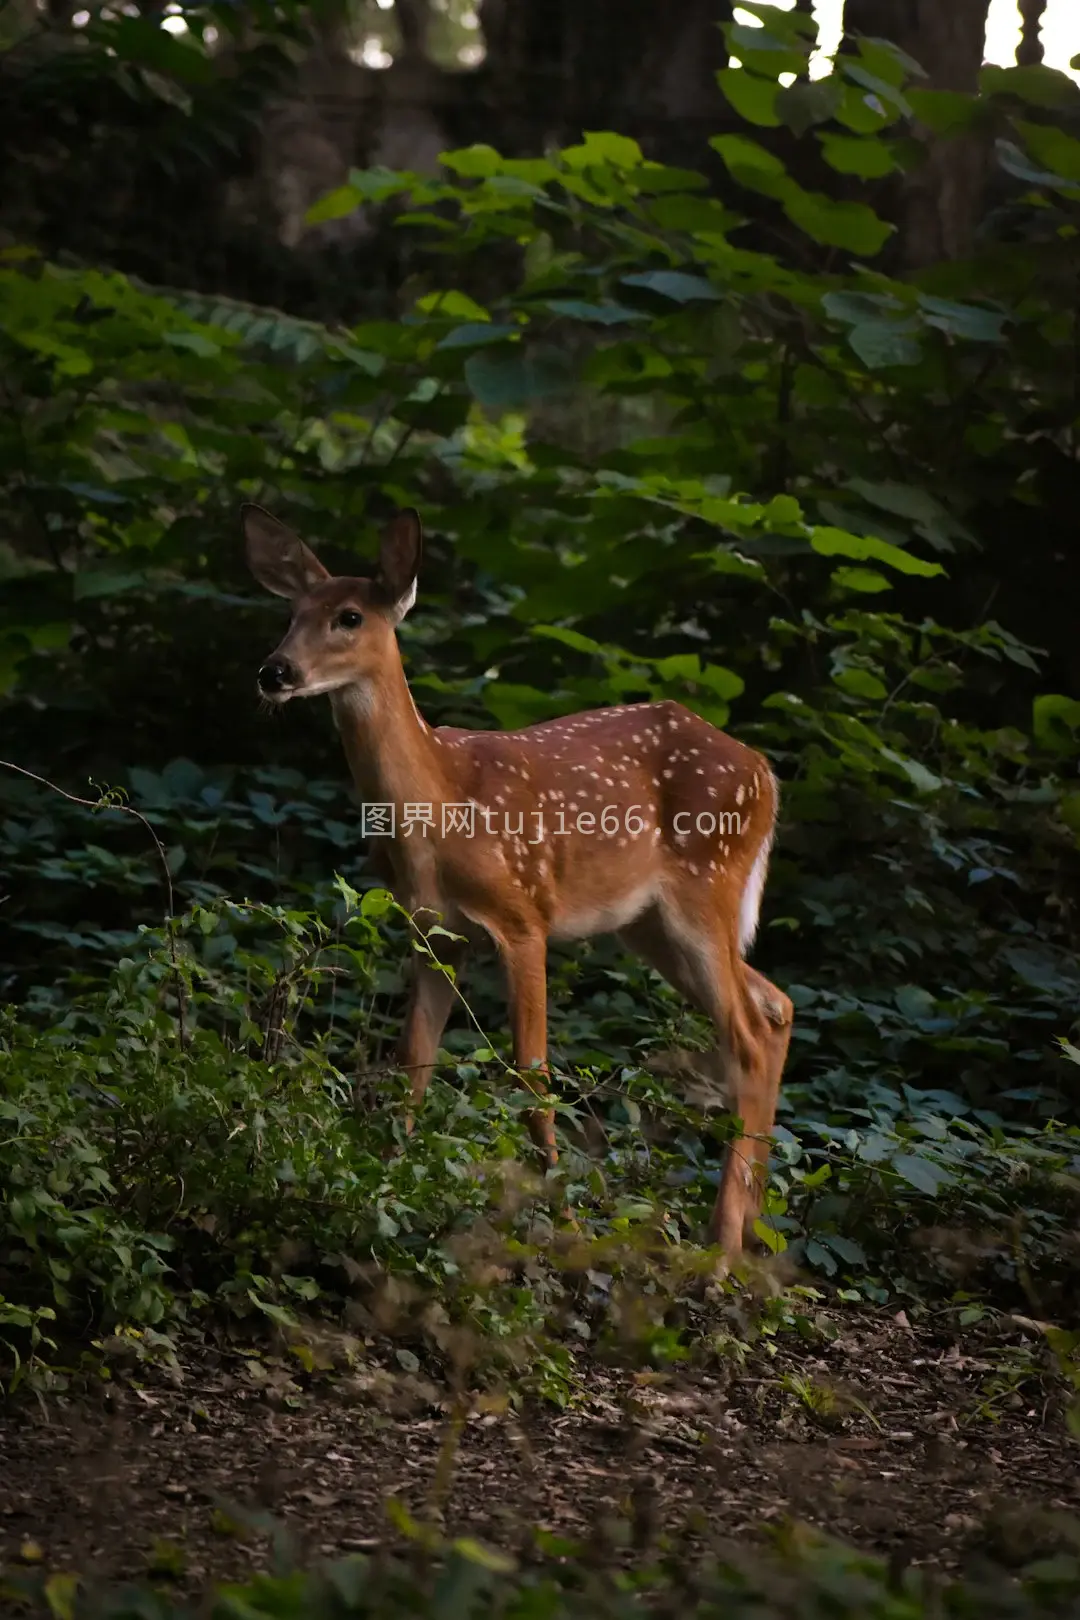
[242,504,422,703]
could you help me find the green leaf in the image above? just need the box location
[822,290,905,325]
[781,189,893,255]
[441,144,503,177]
[465,346,574,409]
[833,667,888,699]
[891,1154,955,1195]
[698,548,766,580]
[709,133,787,179]
[979,64,1080,109]
[776,76,844,136]
[417,289,490,320]
[736,1,818,37]
[360,889,394,918]
[305,185,362,226]
[831,566,891,593]
[724,23,808,80]
[164,330,221,357]
[435,322,518,350]
[996,138,1080,194]
[543,299,646,325]
[917,295,1006,343]
[1033,693,1080,748]
[907,89,980,134]
[840,62,912,119]
[563,131,645,169]
[717,69,781,127]
[847,320,922,368]
[1014,119,1080,183]
[845,479,948,526]
[818,133,898,179]
[620,270,721,302]
[895,984,937,1022]
[811,527,944,577]
[450,1538,517,1574]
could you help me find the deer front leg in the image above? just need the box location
[396,923,470,1138]
[500,931,557,1170]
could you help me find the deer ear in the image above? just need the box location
[374,508,422,625]
[242,504,329,600]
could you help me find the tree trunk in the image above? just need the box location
[842,0,992,268]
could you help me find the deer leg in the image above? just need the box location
[500,930,558,1170]
[710,965,793,1256]
[397,931,470,1123]
[619,907,793,1257]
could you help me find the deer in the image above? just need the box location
[243,503,794,1260]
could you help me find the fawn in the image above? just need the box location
[244,504,793,1257]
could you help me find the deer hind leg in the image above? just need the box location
[619,906,793,1257]
[499,928,558,1170]
[711,961,793,1257]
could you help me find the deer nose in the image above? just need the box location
[257,658,297,694]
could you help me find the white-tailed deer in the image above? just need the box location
[243,504,793,1258]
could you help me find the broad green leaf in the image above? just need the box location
[907,88,980,134]
[979,64,1080,109]
[1033,693,1080,748]
[435,322,518,350]
[441,144,502,177]
[818,133,898,179]
[709,133,787,178]
[854,36,927,87]
[996,138,1080,194]
[811,527,944,577]
[645,194,741,233]
[776,76,844,135]
[833,667,888,699]
[543,299,646,325]
[879,749,943,792]
[831,566,891,593]
[717,68,782,127]
[417,289,490,320]
[840,62,912,119]
[822,290,906,325]
[895,984,937,1022]
[450,1538,517,1574]
[847,319,922,368]
[724,23,808,80]
[164,331,221,357]
[1014,119,1080,183]
[698,548,765,580]
[563,131,644,168]
[305,185,361,226]
[620,270,721,302]
[782,189,893,255]
[890,1154,955,1195]
[917,295,1006,343]
[846,479,948,526]
[735,2,818,38]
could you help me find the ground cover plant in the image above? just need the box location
[2,5,1080,1615]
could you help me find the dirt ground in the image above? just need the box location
[2,1309,1080,1601]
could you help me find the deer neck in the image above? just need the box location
[329,653,447,816]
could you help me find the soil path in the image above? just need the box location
[3,1311,1079,1598]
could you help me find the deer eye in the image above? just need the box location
[335,609,363,630]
